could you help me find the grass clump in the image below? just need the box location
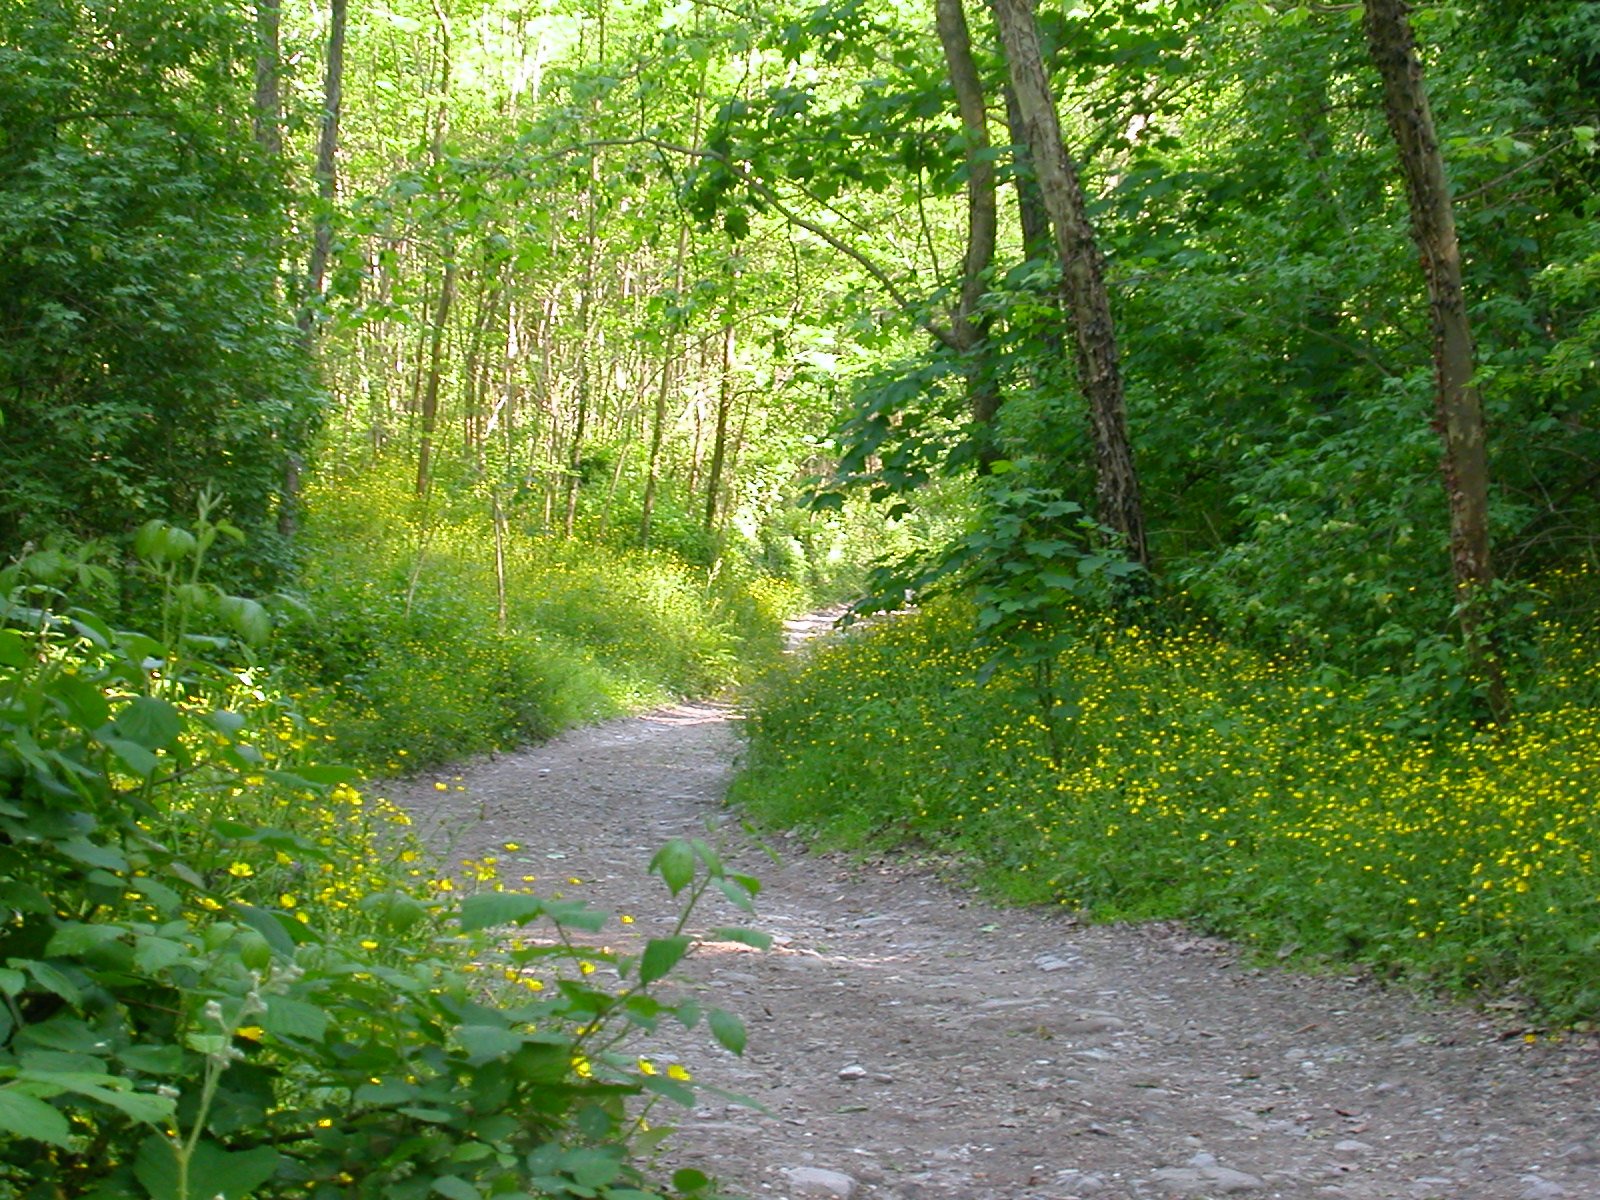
[732,594,1600,1023]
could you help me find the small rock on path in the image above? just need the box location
[392,702,1600,1200]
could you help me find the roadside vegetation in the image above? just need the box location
[734,587,1600,1024]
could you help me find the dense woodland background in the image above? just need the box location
[2,0,1599,1195]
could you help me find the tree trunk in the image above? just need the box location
[416,258,458,497]
[252,0,283,159]
[991,0,1150,568]
[1362,0,1507,721]
[279,0,346,538]
[564,2,606,539]
[703,321,736,532]
[935,0,1002,456]
[299,0,346,337]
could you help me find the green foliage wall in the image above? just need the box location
[0,0,317,562]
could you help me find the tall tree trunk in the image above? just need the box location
[299,0,346,337]
[280,0,347,538]
[252,0,283,159]
[491,491,508,635]
[991,0,1150,569]
[564,1,606,539]
[1363,0,1507,721]
[416,259,458,496]
[1001,84,1053,265]
[935,0,1002,458]
[703,320,736,532]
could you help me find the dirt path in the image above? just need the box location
[391,683,1599,1200]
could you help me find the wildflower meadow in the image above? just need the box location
[733,593,1600,1024]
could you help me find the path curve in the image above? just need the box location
[391,700,1599,1200]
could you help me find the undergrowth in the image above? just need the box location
[0,518,761,1198]
[289,470,802,771]
[732,589,1600,1024]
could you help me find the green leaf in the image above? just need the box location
[101,737,160,778]
[673,1168,711,1193]
[458,892,544,932]
[135,1135,281,1200]
[430,1176,481,1200]
[713,878,755,913]
[707,1007,746,1055]
[20,1070,173,1123]
[638,936,692,985]
[640,1073,695,1107]
[0,1089,72,1147]
[25,960,83,1005]
[116,697,181,750]
[0,628,28,667]
[56,838,128,871]
[261,997,329,1042]
[118,1044,185,1075]
[45,922,125,957]
[457,1024,527,1062]
[649,840,695,896]
[134,940,188,979]
[688,838,722,876]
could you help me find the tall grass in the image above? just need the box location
[287,470,802,770]
[732,593,1600,1022]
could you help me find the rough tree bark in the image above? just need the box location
[1363,0,1507,722]
[934,0,1002,454]
[990,0,1150,568]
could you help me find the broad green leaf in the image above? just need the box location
[430,1176,481,1200]
[0,1089,71,1147]
[116,697,181,750]
[0,628,27,667]
[688,838,722,876]
[56,838,127,872]
[562,1147,622,1188]
[673,1168,711,1193]
[457,1024,526,1062]
[24,961,83,1005]
[458,892,544,931]
[707,1007,746,1055]
[649,840,695,896]
[261,997,329,1042]
[118,1044,185,1075]
[45,922,124,958]
[101,736,159,777]
[135,1135,280,1200]
[638,936,691,985]
[713,878,755,913]
[640,1073,695,1107]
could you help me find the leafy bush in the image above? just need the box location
[734,591,1600,1022]
[0,531,760,1198]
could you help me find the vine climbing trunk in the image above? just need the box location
[990,0,1150,569]
[1362,0,1507,723]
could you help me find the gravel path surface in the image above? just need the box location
[389,641,1599,1200]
